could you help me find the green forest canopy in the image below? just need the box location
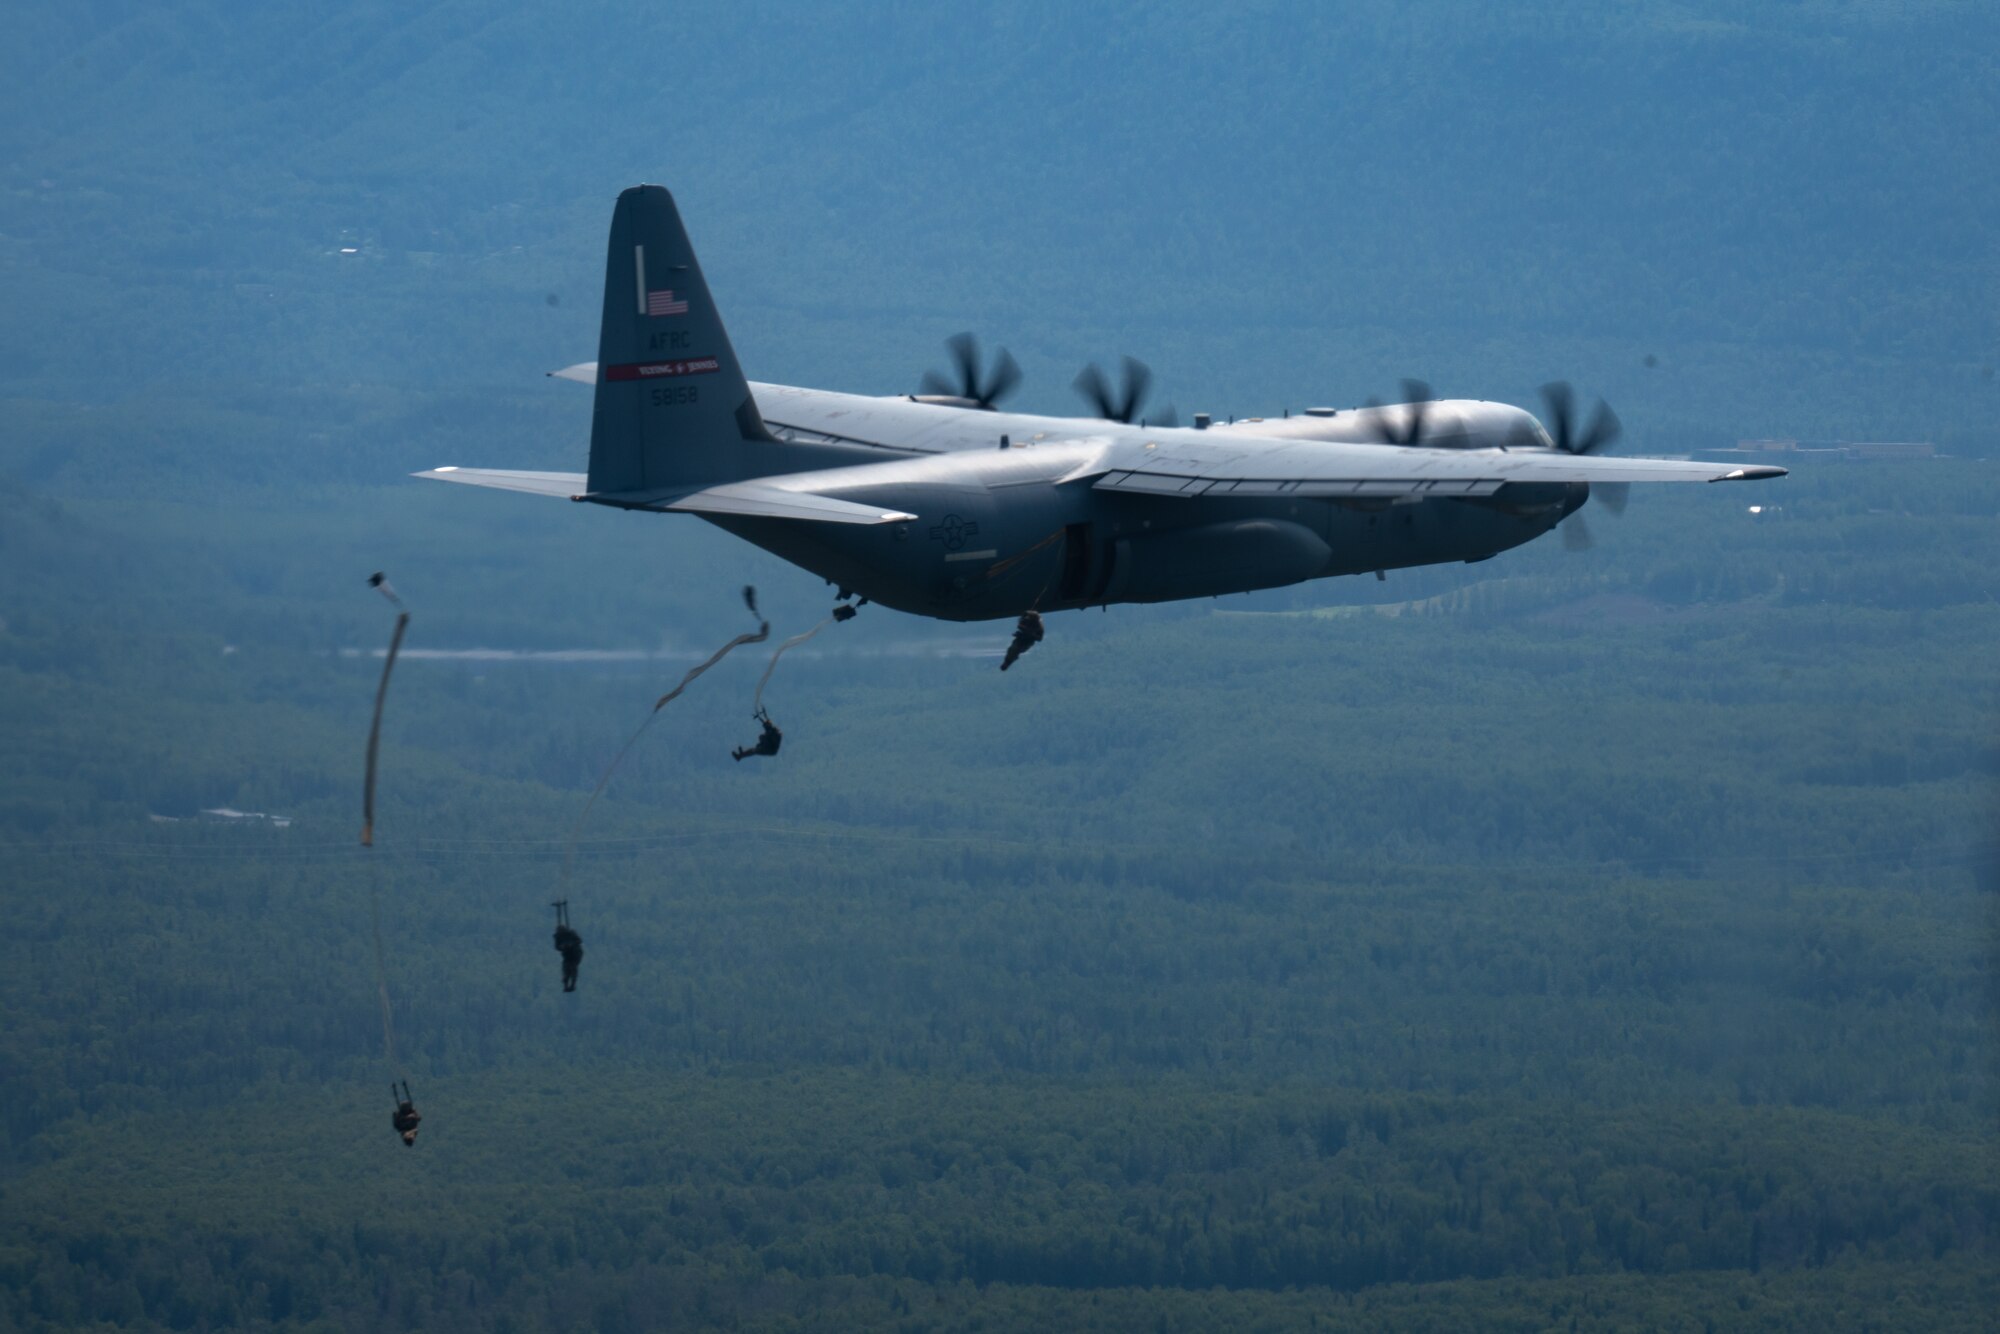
[0,2,1995,1328]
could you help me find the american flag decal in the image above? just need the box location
[647,289,689,317]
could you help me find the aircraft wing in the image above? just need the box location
[412,467,911,524]
[1089,440,1785,499]
[534,368,1785,497]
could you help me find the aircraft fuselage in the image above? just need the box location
[420,185,1783,621]
[709,408,1581,621]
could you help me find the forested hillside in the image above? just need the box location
[2,448,1993,1327]
[2,2,1995,1329]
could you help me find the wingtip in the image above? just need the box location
[1715,465,1789,481]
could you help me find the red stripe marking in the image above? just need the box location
[605,357,721,381]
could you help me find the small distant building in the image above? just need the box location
[1716,438,1936,462]
[200,807,293,829]
[1841,441,1935,459]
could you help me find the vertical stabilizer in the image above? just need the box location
[587,185,772,497]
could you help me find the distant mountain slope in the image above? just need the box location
[2,1,1994,455]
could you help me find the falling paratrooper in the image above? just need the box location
[550,899,584,993]
[391,1080,421,1147]
[731,596,862,762]
[546,586,770,995]
[731,708,784,762]
[559,584,770,856]
[1000,610,1044,672]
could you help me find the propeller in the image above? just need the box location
[917,332,1021,410]
[1361,380,1436,446]
[1559,480,1629,551]
[1527,382,1624,553]
[1073,355,1166,425]
[1538,381,1622,456]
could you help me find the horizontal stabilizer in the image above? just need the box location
[413,467,587,497]
[663,480,915,525]
[549,361,598,384]
[414,467,911,524]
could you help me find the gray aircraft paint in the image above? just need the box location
[419,186,1783,623]
[582,187,884,501]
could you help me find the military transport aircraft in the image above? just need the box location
[418,185,1784,622]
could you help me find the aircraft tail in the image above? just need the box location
[586,185,776,497]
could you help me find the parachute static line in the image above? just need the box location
[368,571,406,611]
[369,879,404,1077]
[980,527,1066,586]
[650,585,768,712]
[753,618,832,712]
[361,606,410,848]
[559,586,769,888]
[750,601,859,716]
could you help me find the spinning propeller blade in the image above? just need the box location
[918,332,1021,409]
[1539,381,1622,455]
[1073,355,1158,424]
[1361,379,1436,445]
